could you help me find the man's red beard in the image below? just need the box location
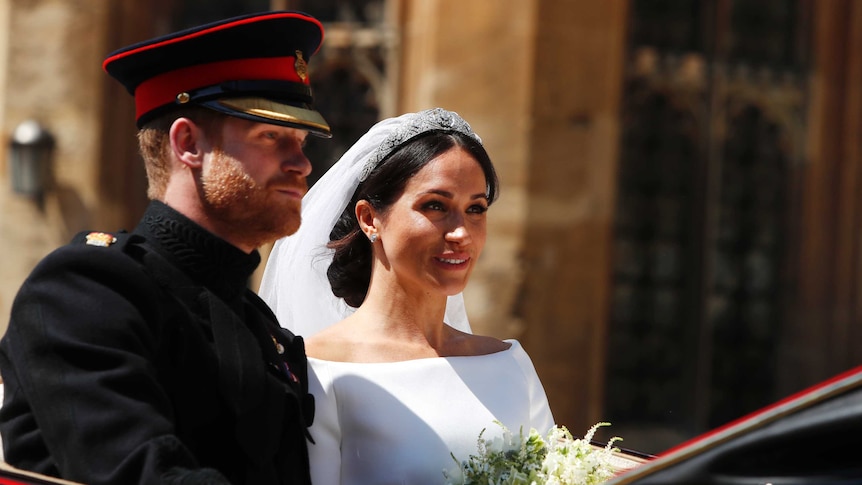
[200,149,306,248]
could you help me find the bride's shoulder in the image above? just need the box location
[449,332,512,357]
[303,322,356,360]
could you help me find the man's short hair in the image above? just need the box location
[137,107,227,200]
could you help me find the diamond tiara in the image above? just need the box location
[359,108,483,181]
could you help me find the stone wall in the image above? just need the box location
[0,0,110,332]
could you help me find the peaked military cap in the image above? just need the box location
[103,11,331,137]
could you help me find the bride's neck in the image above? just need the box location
[357,290,448,342]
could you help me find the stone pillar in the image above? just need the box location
[398,0,628,431]
[782,0,862,393]
[518,0,627,432]
[398,0,539,338]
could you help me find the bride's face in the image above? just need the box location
[374,146,489,297]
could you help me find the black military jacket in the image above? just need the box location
[0,201,314,485]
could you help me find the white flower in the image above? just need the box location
[445,422,623,485]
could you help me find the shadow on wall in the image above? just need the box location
[52,185,89,241]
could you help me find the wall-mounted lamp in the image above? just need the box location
[9,119,54,198]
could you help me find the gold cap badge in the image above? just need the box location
[294,50,308,82]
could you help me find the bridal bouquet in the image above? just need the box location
[444,421,623,485]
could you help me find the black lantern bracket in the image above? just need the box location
[8,119,55,200]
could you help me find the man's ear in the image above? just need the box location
[169,117,206,169]
[355,200,377,238]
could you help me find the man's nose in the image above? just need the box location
[282,146,312,177]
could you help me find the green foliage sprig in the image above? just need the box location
[445,421,622,485]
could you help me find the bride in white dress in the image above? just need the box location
[259,108,554,484]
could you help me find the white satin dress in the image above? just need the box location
[306,339,555,484]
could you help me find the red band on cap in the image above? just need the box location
[134,56,306,121]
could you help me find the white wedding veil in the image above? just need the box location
[259,108,479,337]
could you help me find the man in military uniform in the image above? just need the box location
[0,11,331,485]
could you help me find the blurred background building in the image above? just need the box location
[1,0,860,454]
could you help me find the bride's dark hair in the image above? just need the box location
[326,130,499,307]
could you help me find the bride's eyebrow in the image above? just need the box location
[420,189,453,198]
[419,190,488,200]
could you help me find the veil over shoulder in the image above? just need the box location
[259,110,474,337]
